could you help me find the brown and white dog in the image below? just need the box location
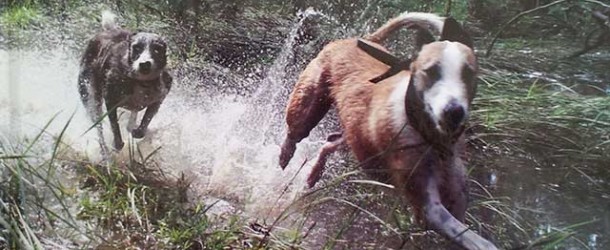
[279,12,497,250]
[78,11,172,153]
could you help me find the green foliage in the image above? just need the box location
[0,5,41,29]
[76,158,246,249]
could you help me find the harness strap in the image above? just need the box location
[356,39,412,83]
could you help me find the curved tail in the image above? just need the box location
[365,12,445,43]
[101,10,118,31]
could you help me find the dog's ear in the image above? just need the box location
[440,17,473,49]
[405,75,452,156]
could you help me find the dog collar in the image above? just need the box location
[357,39,412,83]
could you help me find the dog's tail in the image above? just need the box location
[365,12,445,43]
[101,10,118,31]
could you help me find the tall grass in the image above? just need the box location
[0,117,94,249]
[0,119,250,249]
[472,68,610,165]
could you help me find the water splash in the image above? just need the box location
[136,8,329,217]
[0,8,327,220]
[234,7,325,145]
[0,49,103,159]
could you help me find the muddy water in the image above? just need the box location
[1,11,609,250]
[472,149,609,249]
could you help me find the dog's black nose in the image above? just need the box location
[139,61,152,73]
[442,102,465,132]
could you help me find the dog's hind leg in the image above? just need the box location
[104,89,125,150]
[131,102,161,139]
[280,58,332,169]
[79,69,110,156]
[307,132,344,188]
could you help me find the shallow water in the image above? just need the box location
[1,9,609,250]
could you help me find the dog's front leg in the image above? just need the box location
[131,101,161,139]
[416,170,497,250]
[105,99,124,150]
[442,158,468,223]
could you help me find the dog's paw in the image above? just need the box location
[131,128,146,139]
[114,140,125,151]
[279,139,297,170]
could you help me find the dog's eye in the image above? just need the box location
[132,44,144,53]
[462,65,474,83]
[424,64,441,83]
[151,45,165,55]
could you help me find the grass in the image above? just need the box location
[0,120,249,249]
[0,117,90,249]
[76,160,245,249]
[472,68,610,164]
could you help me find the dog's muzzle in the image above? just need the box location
[139,61,152,74]
[441,101,466,134]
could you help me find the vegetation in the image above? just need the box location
[1,0,608,249]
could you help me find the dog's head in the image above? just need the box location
[127,32,168,80]
[406,18,477,146]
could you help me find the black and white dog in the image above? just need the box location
[78,11,172,152]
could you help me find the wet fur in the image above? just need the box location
[279,12,497,250]
[78,11,172,153]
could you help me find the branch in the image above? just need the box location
[484,0,568,57]
[582,0,610,9]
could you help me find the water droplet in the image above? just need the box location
[588,233,598,249]
[489,172,497,186]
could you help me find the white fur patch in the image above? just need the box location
[386,77,411,143]
[422,42,469,131]
[132,45,152,71]
[127,111,138,131]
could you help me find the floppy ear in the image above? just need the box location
[405,76,435,142]
[440,17,473,49]
[405,76,453,157]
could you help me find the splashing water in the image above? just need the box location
[0,9,327,221]
[234,7,325,145]
[152,8,329,217]
[0,49,103,158]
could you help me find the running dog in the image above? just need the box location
[279,12,497,250]
[78,11,172,152]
